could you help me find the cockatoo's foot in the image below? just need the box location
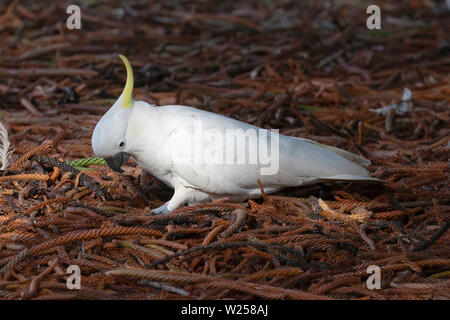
[151,179,212,215]
[151,202,170,215]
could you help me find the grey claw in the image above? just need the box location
[151,203,170,215]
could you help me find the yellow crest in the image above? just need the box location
[118,54,134,109]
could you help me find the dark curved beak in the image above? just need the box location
[105,153,130,172]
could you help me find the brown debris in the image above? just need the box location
[0,0,449,300]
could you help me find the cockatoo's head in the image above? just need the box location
[92,54,135,172]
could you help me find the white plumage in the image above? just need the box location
[0,121,13,171]
[92,55,380,214]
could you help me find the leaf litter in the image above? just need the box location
[0,0,448,300]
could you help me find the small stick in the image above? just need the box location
[20,98,43,116]
[0,68,98,77]
[203,225,225,246]
[8,143,52,171]
[21,258,58,299]
[0,173,49,182]
[257,179,267,202]
[358,121,364,145]
[220,209,247,239]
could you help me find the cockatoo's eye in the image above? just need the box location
[119,141,125,147]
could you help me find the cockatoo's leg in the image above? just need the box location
[151,181,190,215]
[151,202,170,215]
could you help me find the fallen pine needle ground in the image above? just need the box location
[0,0,448,300]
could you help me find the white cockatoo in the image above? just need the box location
[92,55,380,214]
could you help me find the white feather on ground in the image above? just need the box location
[0,121,14,171]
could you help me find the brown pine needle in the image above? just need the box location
[0,173,49,182]
[8,143,52,171]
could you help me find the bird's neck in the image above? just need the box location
[124,102,173,179]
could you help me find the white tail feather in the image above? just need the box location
[0,121,14,171]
